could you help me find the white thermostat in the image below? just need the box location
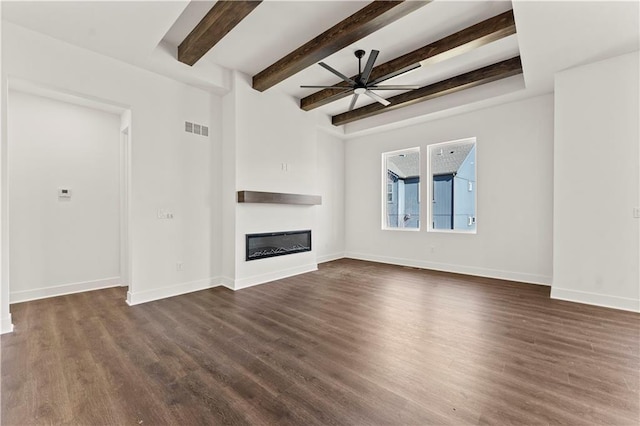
[58,188,72,199]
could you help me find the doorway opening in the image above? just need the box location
[4,79,132,307]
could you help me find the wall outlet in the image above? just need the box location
[634,207,640,219]
[176,262,183,271]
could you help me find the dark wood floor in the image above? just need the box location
[2,259,639,425]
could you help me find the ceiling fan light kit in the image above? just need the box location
[301,49,421,111]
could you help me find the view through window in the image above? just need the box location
[428,138,476,232]
[383,148,420,230]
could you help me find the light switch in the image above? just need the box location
[157,209,174,219]
[634,208,640,219]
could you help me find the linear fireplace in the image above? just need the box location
[246,230,311,261]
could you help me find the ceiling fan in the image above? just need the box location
[301,49,421,111]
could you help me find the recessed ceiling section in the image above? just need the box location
[250,1,430,92]
[258,1,522,123]
[332,56,523,126]
[302,33,521,117]
[298,9,518,113]
[342,73,527,136]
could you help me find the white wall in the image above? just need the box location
[552,51,640,312]
[222,72,323,289]
[1,22,221,310]
[8,91,120,302]
[0,9,12,334]
[344,94,554,284]
[220,73,238,286]
[219,72,345,289]
[316,131,345,262]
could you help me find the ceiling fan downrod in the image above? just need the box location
[355,49,366,79]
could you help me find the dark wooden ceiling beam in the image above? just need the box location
[301,9,516,111]
[178,1,263,66]
[252,1,430,92]
[332,56,523,126]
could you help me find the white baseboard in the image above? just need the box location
[316,252,345,264]
[551,287,640,312]
[231,263,318,291]
[344,252,552,286]
[10,277,122,304]
[126,277,221,306]
[1,314,13,334]
[220,276,235,290]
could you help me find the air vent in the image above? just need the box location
[185,121,209,138]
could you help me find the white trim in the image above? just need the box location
[10,277,121,304]
[550,287,640,313]
[316,253,345,264]
[1,314,13,334]
[126,277,221,306]
[232,263,318,291]
[428,228,477,234]
[220,276,235,290]
[344,252,552,286]
[119,122,132,289]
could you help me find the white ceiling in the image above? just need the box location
[2,0,639,135]
[514,0,639,92]
[2,0,189,63]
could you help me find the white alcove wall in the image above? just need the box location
[7,90,121,302]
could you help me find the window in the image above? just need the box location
[427,138,476,233]
[382,148,420,230]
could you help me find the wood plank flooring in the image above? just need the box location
[2,259,639,425]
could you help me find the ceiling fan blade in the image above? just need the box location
[300,85,352,89]
[365,89,391,106]
[369,63,421,86]
[368,85,421,90]
[349,94,359,111]
[318,62,356,85]
[360,50,379,84]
